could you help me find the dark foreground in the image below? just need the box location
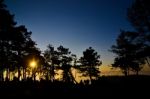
[0,75,150,98]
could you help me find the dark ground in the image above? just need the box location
[0,75,150,98]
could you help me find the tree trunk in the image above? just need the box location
[127,67,129,76]
[0,70,4,81]
[89,65,92,83]
[146,57,150,67]
[50,65,55,82]
[17,51,22,80]
[18,67,21,80]
[23,68,26,80]
[45,71,49,81]
[32,69,36,81]
[89,74,92,84]
[12,72,15,80]
[25,68,26,79]
[33,73,36,81]
[136,70,139,76]
[6,68,10,81]
[124,68,128,76]
[69,69,77,84]
[124,71,127,76]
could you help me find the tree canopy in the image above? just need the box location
[127,0,150,66]
[111,31,145,75]
[0,0,40,81]
[111,0,150,75]
[79,47,102,81]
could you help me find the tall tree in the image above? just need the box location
[57,45,76,83]
[127,0,150,66]
[111,31,145,75]
[0,0,39,81]
[0,0,16,81]
[111,0,150,76]
[79,47,102,81]
[43,44,58,81]
[11,25,37,80]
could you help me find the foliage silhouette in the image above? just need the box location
[111,30,145,75]
[79,47,102,81]
[43,44,58,81]
[111,0,150,75]
[57,45,77,83]
[0,0,150,97]
[43,44,78,83]
[127,0,150,66]
[0,0,16,81]
[0,0,40,81]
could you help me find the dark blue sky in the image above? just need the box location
[5,0,133,66]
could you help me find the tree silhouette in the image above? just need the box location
[12,25,38,80]
[43,44,57,81]
[0,0,16,81]
[24,47,42,81]
[79,47,102,81]
[111,31,146,76]
[57,45,77,83]
[111,0,150,75]
[43,45,77,83]
[22,38,40,80]
[127,0,150,66]
[0,0,39,81]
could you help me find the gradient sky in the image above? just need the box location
[5,0,136,75]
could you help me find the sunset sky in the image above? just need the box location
[5,0,149,75]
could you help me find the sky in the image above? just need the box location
[4,0,139,75]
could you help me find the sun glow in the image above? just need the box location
[30,60,37,68]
